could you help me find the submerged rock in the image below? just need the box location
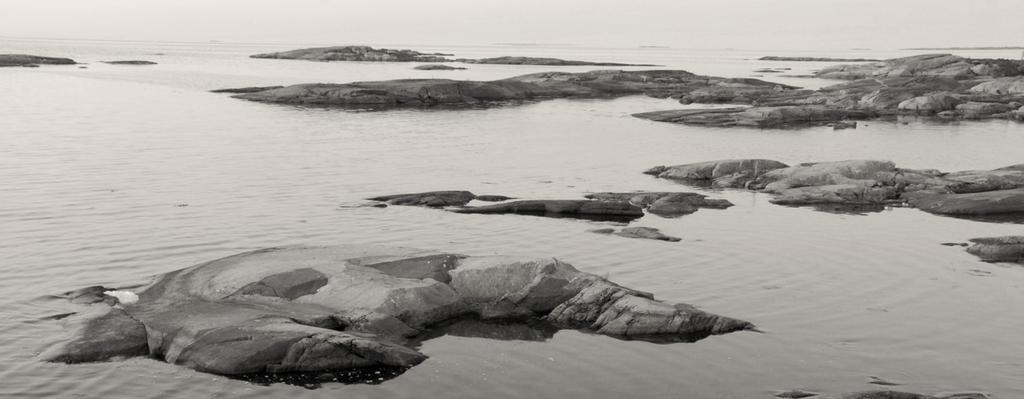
[47,246,753,378]
[102,60,157,65]
[966,236,1024,263]
[251,46,452,62]
[0,54,76,67]
[413,64,466,70]
[614,227,682,242]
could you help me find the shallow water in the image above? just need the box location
[2,38,1023,399]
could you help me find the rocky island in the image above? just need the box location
[636,54,1024,128]
[413,64,466,70]
[644,159,1024,217]
[759,56,881,62]
[251,46,453,62]
[456,56,657,66]
[0,54,76,67]
[102,60,158,65]
[47,246,753,379]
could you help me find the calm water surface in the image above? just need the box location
[1,38,1023,399]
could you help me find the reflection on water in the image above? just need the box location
[2,38,1024,399]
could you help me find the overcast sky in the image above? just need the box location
[1,0,1022,49]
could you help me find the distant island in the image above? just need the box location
[759,56,881,62]
[903,46,1024,50]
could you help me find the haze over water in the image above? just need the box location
[2,3,1024,397]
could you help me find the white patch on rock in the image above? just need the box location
[104,290,139,304]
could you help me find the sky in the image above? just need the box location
[1,0,1022,50]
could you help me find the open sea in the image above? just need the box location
[1,37,1022,399]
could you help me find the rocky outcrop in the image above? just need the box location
[968,77,1024,95]
[219,70,791,108]
[251,46,452,62]
[457,56,657,67]
[759,56,881,62]
[46,246,753,378]
[634,105,878,128]
[647,159,1024,218]
[366,191,481,207]
[0,54,76,67]
[450,199,645,221]
[102,60,157,65]
[965,236,1024,263]
[413,64,466,70]
[815,54,978,80]
[644,159,789,188]
[583,191,733,216]
[590,227,682,242]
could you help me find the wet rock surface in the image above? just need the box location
[0,54,76,67]
[210,86,286,94]
[648,159,1024,219]
[783,391,988,399]
[47,246,753,379]
[965,236,1024,263]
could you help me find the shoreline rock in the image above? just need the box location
[965,236,1024,263]
[46,246,754,379]
[450,199,645,222]
[210,86,286,94]
[591,226,682,242]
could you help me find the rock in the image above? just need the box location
[648,159,1024,217]
[450,200,644,221]
[831,121,857,130]
[645,159,789,188]
[965,236,1024,263]
[904,188,1024,215]
[457,56,657,66]
[775,390,820,398]
[367,191,478,207]
[588,228,616,234]
[969,77,1024,95]
[614,227,681,242]
[210,86,285,94]
[47,246,753,377]
[634,106,880,129]
[102,60,157,65]
[584,191,733,217]
[753,68,783,73]
[759,56,881,62]
[955,101,1014,119]
[223,70,780,108]
[413,64,466,70]
[474,195,515,202]
[897,93,961,114]
[251,46,452,62]
[815,54,975,80]
[0,54,76,67]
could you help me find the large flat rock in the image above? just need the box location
[47,246,753,379]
